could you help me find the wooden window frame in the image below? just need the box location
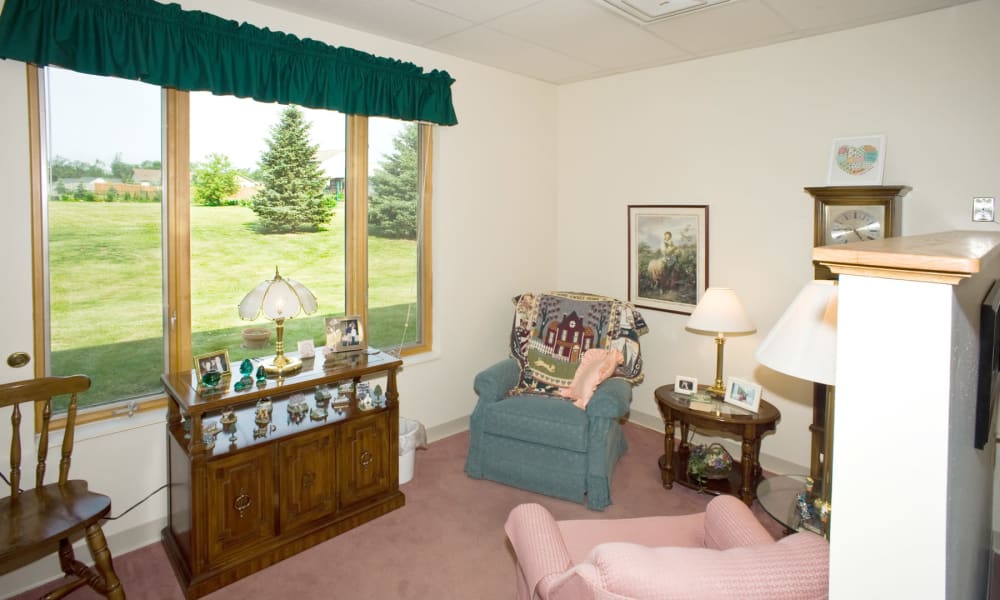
[27,67,433,430]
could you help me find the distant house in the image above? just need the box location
[227,174,261,202]
[131,168,162,186]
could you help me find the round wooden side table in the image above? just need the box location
[655,384,780,506]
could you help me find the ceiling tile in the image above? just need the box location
[488,0,690,70]
[252,0,473,45]
[645,0,796,56]
[413,0,545,23]
[763,0,976,32]
[427,26,603,83]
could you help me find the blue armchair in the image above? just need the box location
[464,292,647,511]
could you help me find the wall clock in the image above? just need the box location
[801,184,910,499]
[806,185,911,279]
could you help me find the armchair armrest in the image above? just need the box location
[703,495,775,549]
[585,377,632,419]
[505,503,574,600]
[473,358,521,404]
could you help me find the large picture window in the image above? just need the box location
[31,66,432,421]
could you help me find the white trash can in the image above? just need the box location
[399,417,421,484]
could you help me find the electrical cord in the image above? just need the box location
[2,468,166,521]
[103,484,167,521]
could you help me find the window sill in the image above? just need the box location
[43,405,166,447]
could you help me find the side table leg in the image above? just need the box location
[740,435,754,506]
[661,419,675,489]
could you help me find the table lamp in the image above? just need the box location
[238,267,318,375]
[755,280,838,514]
[686,287,755,395]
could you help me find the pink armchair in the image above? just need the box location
[505,495,829,600]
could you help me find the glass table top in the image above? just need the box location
[756,474,826,536]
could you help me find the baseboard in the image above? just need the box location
[424,414,469,443]
[0,516,168,597]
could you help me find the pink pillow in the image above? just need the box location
[558,349,623,409]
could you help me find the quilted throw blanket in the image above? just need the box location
[509,291,649,395]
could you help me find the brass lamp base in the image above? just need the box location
[706,383,726,397]
[707,334,728,397]
[264,356,302,375]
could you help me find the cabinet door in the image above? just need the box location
[279,427,337,531]
[204,446,276,565]
[339,413,391,507]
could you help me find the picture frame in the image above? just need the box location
[194,350,230,377]
[975,280,1000,449]
[973,197,995,223]
[674,375,698,395]
[325,315,366,354]
[628,205,709,315]
[297,339,316,359]
[826,134,886,186]
[724,376,761,413]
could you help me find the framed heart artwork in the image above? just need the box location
[826,134,886,186]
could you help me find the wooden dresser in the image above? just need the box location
[161,351,404,599]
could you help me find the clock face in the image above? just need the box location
[823,205,886,245]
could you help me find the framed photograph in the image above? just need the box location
[194,350,230,377]
[826,134,886,186]
[724,377,762,413]
[975,280,1000,449]
[628,205,709,315]
[973,197,995,223]
[674,375,698,395]
[297,339,316,359]
[325,315,366,353]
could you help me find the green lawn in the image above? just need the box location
[49,202,420,409]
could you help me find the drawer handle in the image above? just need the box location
[234,492,252,518]
[360,450,373,469]
[302,471,315,488]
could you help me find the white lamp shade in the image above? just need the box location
[755,280,837,385]
[686,287,755,335]
[238,269,318,321]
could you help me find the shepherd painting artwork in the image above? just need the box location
[628,205,708,315]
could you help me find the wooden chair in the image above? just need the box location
[0,375,124,599]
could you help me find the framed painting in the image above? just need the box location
[827,134,886,186]
[627,205,708,315]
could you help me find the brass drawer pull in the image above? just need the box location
[234,492,252,518]
[359,450,373,469]
[302,471,315,488]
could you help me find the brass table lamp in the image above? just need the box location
[238,267,318,375]
[686,287,756,396]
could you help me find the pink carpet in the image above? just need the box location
[13,423,785,599]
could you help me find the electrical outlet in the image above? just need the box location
[973,197,995,222]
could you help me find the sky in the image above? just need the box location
[45,67,402,176]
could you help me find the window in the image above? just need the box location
[39,67,164,412]
[30,66,432,421]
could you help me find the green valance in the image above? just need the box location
[0,0,458,125]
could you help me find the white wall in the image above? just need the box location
[0,0,558,594]
[555,0,1000,472]
[834,275,953,598]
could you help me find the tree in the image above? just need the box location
[192,153,240,206]
[251,107,332,232]
[111,152,134,183]
[368,123,418,240]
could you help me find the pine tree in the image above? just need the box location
[368,123,418,240]
[251,106,332,232]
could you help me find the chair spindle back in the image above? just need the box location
[0,375,91,499]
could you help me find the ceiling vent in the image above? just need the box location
[595,0,733,24]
